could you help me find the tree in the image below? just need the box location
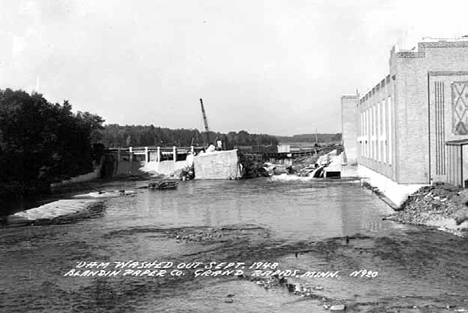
[331,133,342,142]
[0,89,105,200]
[97,126,278,148]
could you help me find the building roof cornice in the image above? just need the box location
[395,39,468,58]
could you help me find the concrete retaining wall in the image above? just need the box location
[194,150,241,179]
[142,159,190,176]
[358,164,427,207]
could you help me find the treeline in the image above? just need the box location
[275,133,342,143]
[0,89,104,200]
[99,125,279,149]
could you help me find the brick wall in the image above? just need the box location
[394,41,468,184]
[344,38,468,185]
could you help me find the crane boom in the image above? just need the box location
[199,98,210,144]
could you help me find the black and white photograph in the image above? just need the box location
[1,0,468,312]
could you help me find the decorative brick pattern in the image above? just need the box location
[435,81,446,175]
[452,82,468,135]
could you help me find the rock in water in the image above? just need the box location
[453,207,468,225]
[330,304,346,311]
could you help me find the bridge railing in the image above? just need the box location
[107,146,206,163]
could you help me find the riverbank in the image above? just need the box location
[0,176,152,227]
[383,183,468,236]
[2,178,468,312]
[4,199,105,227]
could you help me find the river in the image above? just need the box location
[0,177,467,313]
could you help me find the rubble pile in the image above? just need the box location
[384,183,468,234]
[292,155,321,176]
[238,274,349,310]
[292,149,344,177]
[297,163,320,177]
[165,228,225,243]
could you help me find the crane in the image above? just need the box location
[199,98,210,145]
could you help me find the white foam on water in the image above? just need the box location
[73,190,136,198]
[270,174,315,182]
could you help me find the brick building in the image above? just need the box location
[342,37,468,202]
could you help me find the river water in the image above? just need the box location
[1,177,467,313]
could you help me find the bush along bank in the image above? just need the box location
[383,183,468,236]
[0,89,104,216]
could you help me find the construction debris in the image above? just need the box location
[148,180,178,190]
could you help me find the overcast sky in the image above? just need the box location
[1,0,467,135]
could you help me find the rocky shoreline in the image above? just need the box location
[382,183,468,236]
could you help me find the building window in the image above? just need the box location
[377,101,381,162]
[382,98,387,164]
[360,112,363,138]
[373,105,377,160]
[365,109,368,158]
[371,106,374,159]
[365,109,369,158]
[388,96,392,165]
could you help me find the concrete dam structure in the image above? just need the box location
[108,146,242,179]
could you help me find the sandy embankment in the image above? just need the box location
[5,199,102,226]
[384,184,468,236]
[5,190,137,226]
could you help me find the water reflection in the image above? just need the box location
[100,179,395,240]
